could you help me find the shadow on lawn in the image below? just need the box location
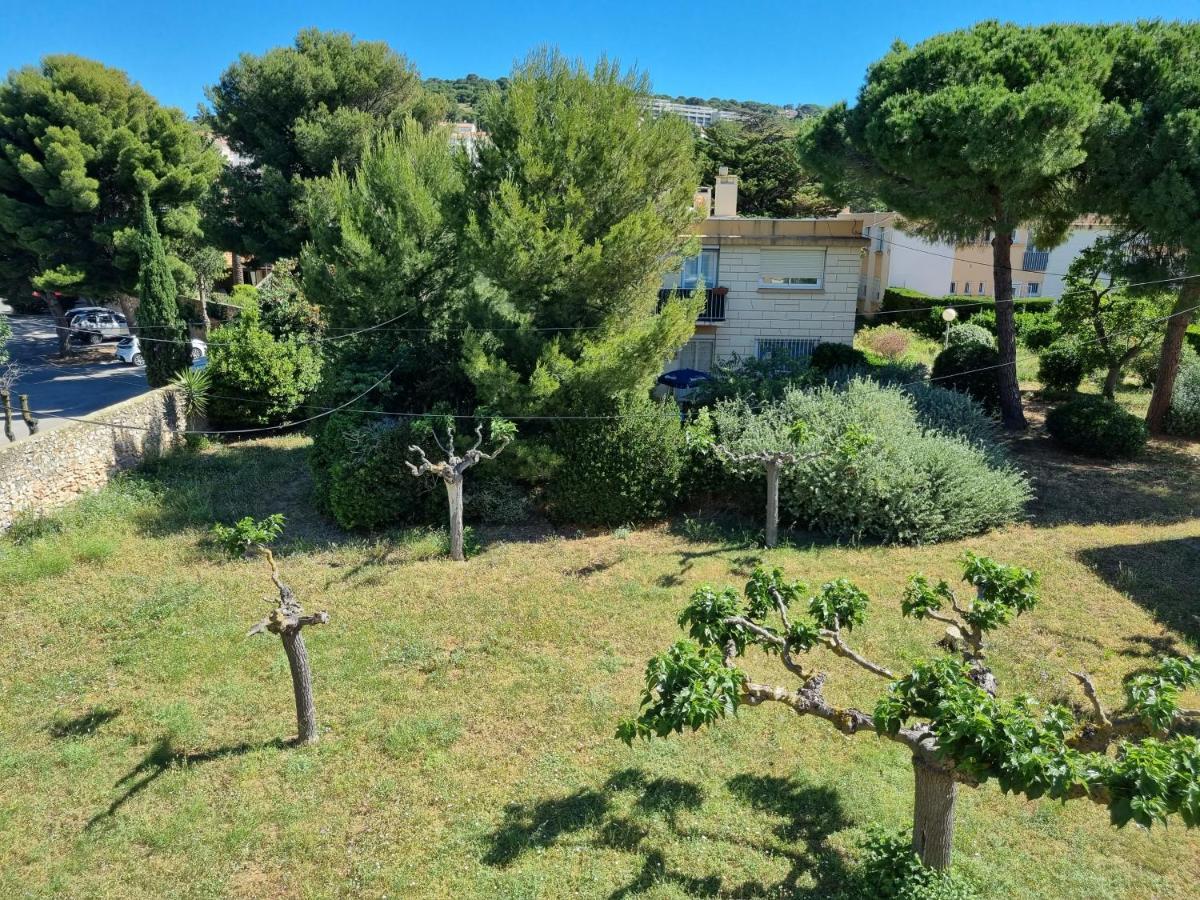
[1079,537,1200,650]
[48,706,120,739]
[1012,430,1200,529]
[86,735,291,829]
[483,768,856,898]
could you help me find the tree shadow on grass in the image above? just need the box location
[85,735,291,829]
[483,768,858,898]
[48,706,119,739]
[1010,425,1200,528]
[1078,537,1200,649]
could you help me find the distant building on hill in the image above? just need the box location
[647,99,744,128]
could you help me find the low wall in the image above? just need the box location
[0,387,186,530]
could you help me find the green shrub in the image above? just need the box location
[809,341,868,373]
[779,380,1028,544]
[857,324,916,361]
[547,398,688,526]
[1016,312,1060,350]
[1037,337,1097,396]
[690,352,812,405]
[968,308,996,333]
[1167,353,1200,438]
[903,382,999,450]
[1045,396,1147,459]
[309,415,442,529]
[857,828,978,900]
[931,331,1001,411]
[206,312,322,428]
[464,476,532,525]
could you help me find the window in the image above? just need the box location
[1027,282,1040,296]
[963,283,971,295]
[663,248,719,291]
[758,249,824,290]
[677,337,716,373]
[756,337,820,360]
[949,282,956,295]
[978,282,984,294]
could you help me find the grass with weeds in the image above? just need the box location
[1,432,1198,898]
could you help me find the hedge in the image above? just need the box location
[867,287,1054,338]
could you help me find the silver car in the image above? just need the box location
[116,336,207,366]
[70,311,130,344]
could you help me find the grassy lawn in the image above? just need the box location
[2,423,1200,898]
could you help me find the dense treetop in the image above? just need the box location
[0,54,220,300]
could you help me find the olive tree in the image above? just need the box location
[213,514,329,745]
[620,555,1200,871]
[406,420,515,561]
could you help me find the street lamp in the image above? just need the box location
[942,307,958,348]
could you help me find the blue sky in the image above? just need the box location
[1,0,1197,113]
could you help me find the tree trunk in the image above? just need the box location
[231,253,244,286]
[764,459,780,549]
[1103,363,1122,401]
[1146,276,1200,434]
[280,629,318,744]
[446,478,465,562]
[991,228,1027,430]
[0,391,14,442]
[43,295,72,357]
[116,293,139,324]
[197,284,211,341]
[911,756,956,870]
[18,395,37,435]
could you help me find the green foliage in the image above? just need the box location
[706,397,803,468]
[463,475,531,526]
[809,342,868,373]
[309,414,442,530]
[206,313,322,428]
[808,579,868,631]
[958,551,1040,631]
[697,118,839,218]
[422,74,507,120]
[857,324,919,361]
[302,122,476,411]
[903,383,1000,451]
[465,50,701,415]
[210,513,285,558]
[258,259,322,341]
[172,366,211,422]
[778,381,1029,544]
[1016,312,1060,350]
[1045,395,1148,459]
[135,196,192,388]
[857,828,979,900]
[946,323,995,351]
[0,55,220,301]
[205,28,444,261]
[1126,656,1200,732]
[547,398,688,526]
[1040,338,1095,393]
[690,352,812,405]
[0,313,10,366]
[1167,351,1200,437]
[932,333,1001,412]
[615,641,744,744]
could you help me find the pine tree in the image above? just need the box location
[136,196,191,388]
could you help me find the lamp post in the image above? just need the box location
[942,307,958,348]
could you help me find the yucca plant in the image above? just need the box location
[173,365,211,441]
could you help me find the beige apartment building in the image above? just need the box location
[662,170,867,378]
[849,213,1113,313]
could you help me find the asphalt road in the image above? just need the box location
[1,311,151,441]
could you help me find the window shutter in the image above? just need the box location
[759,249,825,287]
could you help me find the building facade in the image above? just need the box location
[647,98,744,128]
[663,174,866,377]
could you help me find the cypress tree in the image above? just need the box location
[137,196,191,388]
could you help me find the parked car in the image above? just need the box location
[69,311,130,344]
[116,336,207,366]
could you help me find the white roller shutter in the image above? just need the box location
[758,249,825,289]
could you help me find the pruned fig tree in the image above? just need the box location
[702,400,819,548]
[406,419,515,561]
[212,514,329,745]
[619,554,1200,871]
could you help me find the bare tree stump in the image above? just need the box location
[0,390,14,442]
[18,395,37,435]
[247,549,329,744]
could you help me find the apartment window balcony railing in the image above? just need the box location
[1023,250,1050,272]
[657,287,727,322]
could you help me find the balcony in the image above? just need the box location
[1023,250,1050,272]
[657,287,726,322]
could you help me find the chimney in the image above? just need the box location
[713,166,738,217]
[693,186,712,218]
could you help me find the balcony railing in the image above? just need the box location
[657,287,726,322]
[1023,250,1050,272]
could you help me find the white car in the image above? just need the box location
[116,336,207,366]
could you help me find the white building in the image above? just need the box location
[647,99,744,129]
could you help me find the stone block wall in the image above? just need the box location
[0,387,186,530]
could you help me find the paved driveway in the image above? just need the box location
[1,313,151,441]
